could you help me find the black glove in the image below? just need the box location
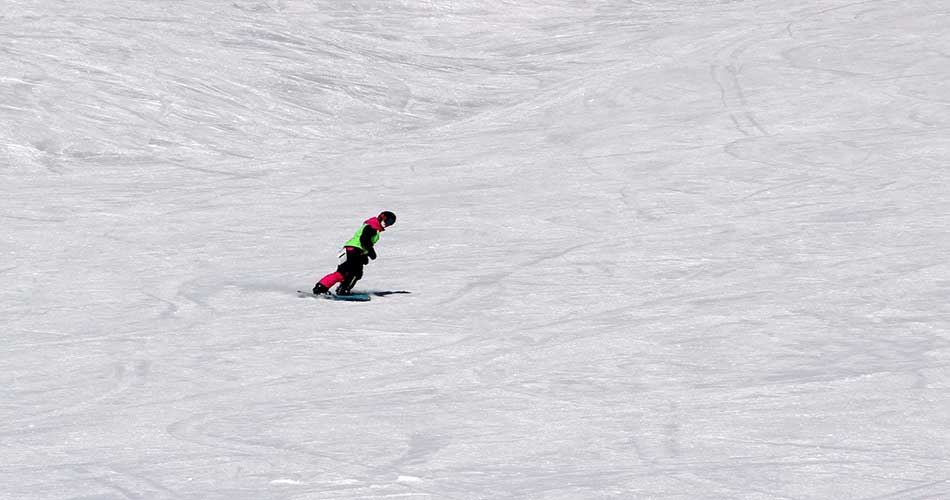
[368,249,377,260]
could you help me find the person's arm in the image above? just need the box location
[360,225,378,259]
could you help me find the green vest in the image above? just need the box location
[344,223,379,253]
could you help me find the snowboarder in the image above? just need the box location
[313,211,397,295]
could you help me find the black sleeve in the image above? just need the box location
[360,225,378,259]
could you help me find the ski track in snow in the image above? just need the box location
[2,0,950,499]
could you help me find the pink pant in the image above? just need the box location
[318,271,344,288]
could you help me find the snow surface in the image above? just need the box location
[3,1,950,499]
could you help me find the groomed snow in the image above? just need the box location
[2,1,949,499]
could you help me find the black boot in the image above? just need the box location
[337,276,357,295]
[312,283,329,295]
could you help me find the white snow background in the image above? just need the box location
[2,0,950,499]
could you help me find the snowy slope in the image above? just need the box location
[2,0,950,499]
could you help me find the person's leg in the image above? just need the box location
[337,268,363,294]
[313,247,354,294]
[313,271,344,294]
[336,249,365,294]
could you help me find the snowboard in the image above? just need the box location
[297,290,371,302]
[297,290,411,302]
